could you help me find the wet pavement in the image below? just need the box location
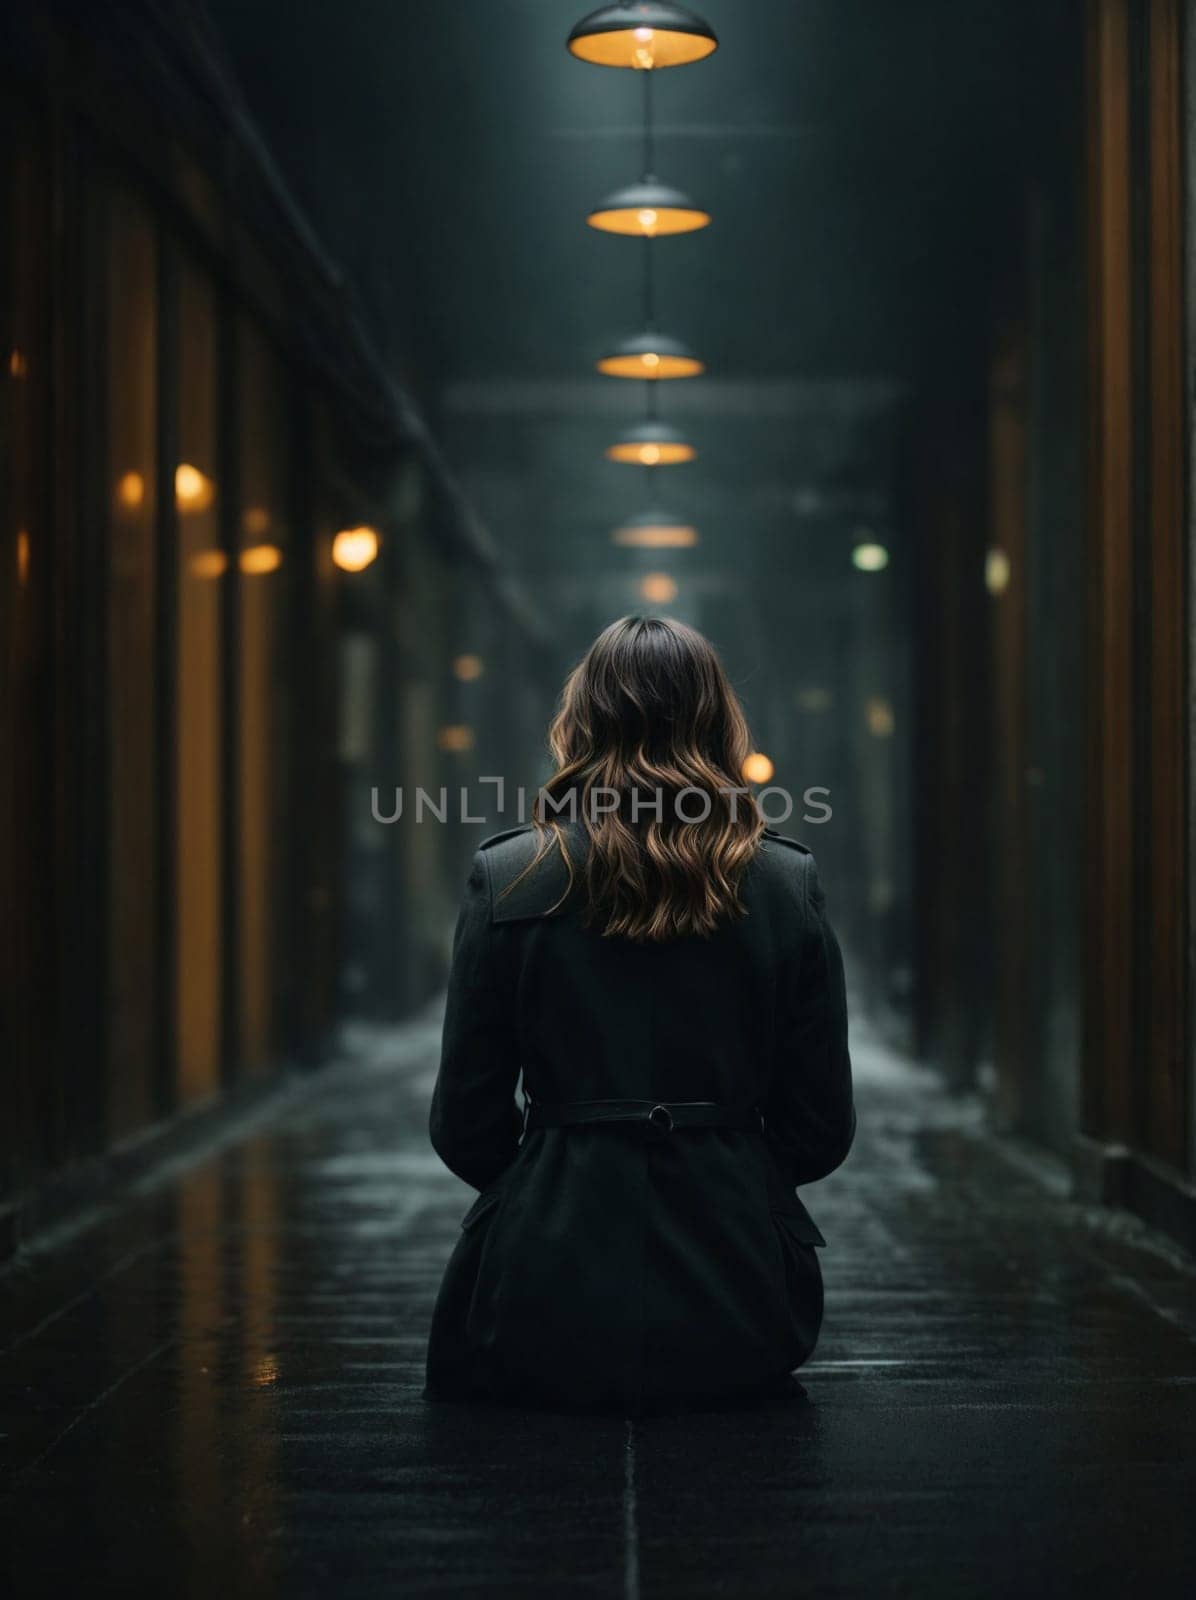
[2,1006,1195,1598]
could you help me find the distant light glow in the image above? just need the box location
[639,572,678,604]
[742,752,775,784]
[241,506,271,537]
[332,525,380,572]
[852,542,889,572]
[453,653,485,681]
[240,543,283,575]
[866,697,895,738]
[796,686,833,714]
[9,348,28,379]
[612,520,698,548]
[189,549,228,579]
[116,471,145,510]
[606,439,696,466]
[437,724,475,753]
[985,548,1011,595]
[16,528,30,586]
[175,462,215,513]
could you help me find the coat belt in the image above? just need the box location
[524,1098,762,1135]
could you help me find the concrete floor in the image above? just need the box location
[2,1009,1195,1597]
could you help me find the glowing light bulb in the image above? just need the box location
[116,471,145,510]
[642,351,661,370]
[851,542,889,572]
[634,27,654,41]
[640,444,662,465]
[985,548,1011,594]
[175,462,215,512]
[742,752,775,784]
[332,525,380,572]
[637,208,658,231]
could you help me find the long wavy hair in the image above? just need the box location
[510,615,764,941]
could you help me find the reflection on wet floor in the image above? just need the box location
[2,1008,1195,1597]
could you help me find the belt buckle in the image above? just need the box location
[646,1103,674,1138]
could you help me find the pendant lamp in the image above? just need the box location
[598,330,704,379]
[587,177,710,237]
[611,509,700,546]
[567,3,718,70]
[605,419,696,465]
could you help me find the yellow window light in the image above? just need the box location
[239,544,283,575]
[332,525,380,572]
[116,471,146,510]
[175,462,216,513]
[188,549,228,580]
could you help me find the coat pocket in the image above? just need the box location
[771,1207,827,1249]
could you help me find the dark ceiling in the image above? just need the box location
[207,0,1069,755]
[210,0,1038,387]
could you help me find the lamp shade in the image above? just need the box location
[587,178,710,237]
[612,509,700,547]
[597,331,704,379]
[567,3,718,69]
[605,420,696,465]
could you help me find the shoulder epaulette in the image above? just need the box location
[761,828,811,857]
[478,823,535,851]
[478,825,576,923]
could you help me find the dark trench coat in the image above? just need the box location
[425,823,855,1413]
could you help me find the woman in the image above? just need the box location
[425,615,854,1414]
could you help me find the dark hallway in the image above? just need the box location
[4,0,1196,1592]
[4,1008,1196,1594]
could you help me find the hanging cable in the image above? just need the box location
[643,66,656,420]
